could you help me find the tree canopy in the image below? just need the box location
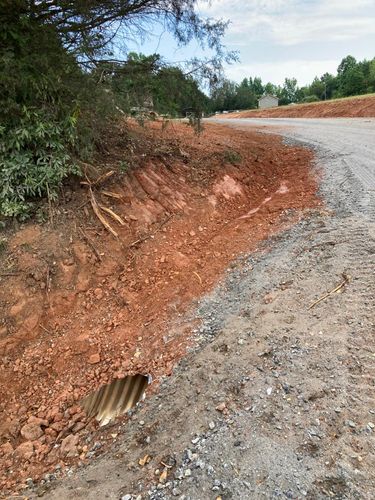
[0,0,232,218]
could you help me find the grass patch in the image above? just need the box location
[223,149,242,164]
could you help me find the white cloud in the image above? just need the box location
[195,0,375,84]
[224,59,340,86]
[198,0,375,45]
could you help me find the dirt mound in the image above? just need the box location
[0,121,319,494]
[224,94,375,118]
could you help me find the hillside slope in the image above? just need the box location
[225,94,375,118]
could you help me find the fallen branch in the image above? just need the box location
[39,324,52,335]
[79,227,102,262]
[99,205,126,226]
[0,271,19,277]
[129,214,172,248]
[90,190,118,238]
[308,272,350,310]
[101,190,123,200]
[81,170,115,187]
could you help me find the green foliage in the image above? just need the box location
[111,53,210,118]
[301,95,320,103]
[223,150,242,164]
[0,108,80,218]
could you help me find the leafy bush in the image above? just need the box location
[302,95,320,103]
[223,149,242,164]
[0,108,79,218]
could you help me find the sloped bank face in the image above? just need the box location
[0,121,320,493]
[222,94,375,118]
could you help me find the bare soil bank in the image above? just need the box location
[224,94,375,118]
[0,121,319,494]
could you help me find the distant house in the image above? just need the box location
[258,94,279,109]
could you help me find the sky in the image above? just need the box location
[125,0,375,86]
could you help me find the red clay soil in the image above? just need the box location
[225,94,375,118]
[0,121,320,494]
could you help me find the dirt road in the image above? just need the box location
[37,119,375,499]
[215,117,375,196]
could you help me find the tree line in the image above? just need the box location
[211,55,375,111]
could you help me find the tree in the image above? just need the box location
[0,0,233,217]
[369,59,375,91]
[337,55,366,96]
[249,77,264,97]
[235,79,257,109]
[279,77,298,104]
[337,55,357,76]
[264,82,278,96]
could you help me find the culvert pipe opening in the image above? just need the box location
[82,374,150,426]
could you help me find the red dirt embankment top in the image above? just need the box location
[224,94,375,118]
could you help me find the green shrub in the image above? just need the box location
[0,107,80,218]
[223,149,242,164]
[302,95,320,103]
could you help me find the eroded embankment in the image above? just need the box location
[0,121,319,493]
[224,94,375,118]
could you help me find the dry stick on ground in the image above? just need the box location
[82,169,119,238]
[89,189,118,238]
[308,272,351,309]
[129,214,173,248]
[101,190,123,200]
[193,271,202,284]
[79,227,102,262]
[39,324,52,335]
[99,205,126,226]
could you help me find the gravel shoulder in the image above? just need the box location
[39,119,375,500]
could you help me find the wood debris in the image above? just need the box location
[309,272,350,309]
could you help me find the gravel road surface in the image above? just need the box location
[40,118,375,500]
[214,117,375,197]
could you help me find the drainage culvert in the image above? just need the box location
[82,374,150,426]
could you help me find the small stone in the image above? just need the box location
[14,441,34,460]
[1,442,14,455]
[216,403,226,412]
[347,420,356,428]
[184,468,192,477]
[159,468,168,483]
[266,387,273,396]
[172,488,181,496]
[121,495,132,500]
[20,422,44,441]
[207,465,214,475]
[60,434,79,457]
[191,437,200,444]
[209,422,215,430]
[367,422,374,429]
[88,353,101,364]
